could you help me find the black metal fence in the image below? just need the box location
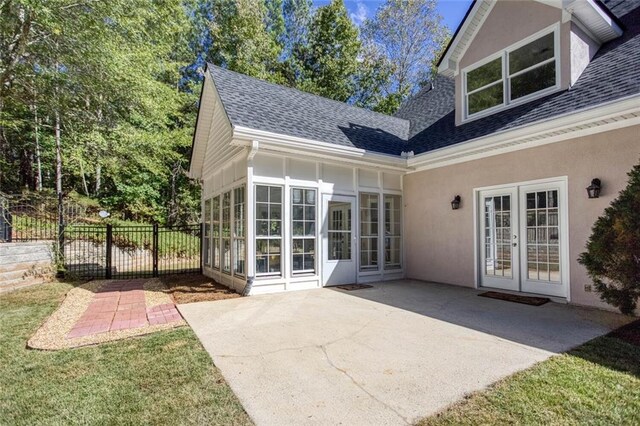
[1,192,202,279]
[63,223,202,279]
[0,192,85,242]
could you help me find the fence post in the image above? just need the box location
[57,193,64,275]
[105,224,113,279]
[152,223,159,277]
[200,222,204,274]
[6,211,12,243]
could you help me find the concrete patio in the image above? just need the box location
[178,280,630,425]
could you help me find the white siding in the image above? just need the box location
[248,151,405,294]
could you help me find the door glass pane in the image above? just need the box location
[484,195,512,278]
[526,190,560,282]
[328,201,351,261]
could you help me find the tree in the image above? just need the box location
[280,0,313,86]
[579,161,640,314]
[209,0,283,83]
[352,41,394,111]
[362,0,450,113]
[299,0,360,102]
[0,0,201,224]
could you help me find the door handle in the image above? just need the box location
[513,242,517,247]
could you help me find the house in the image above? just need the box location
[189,0,640,310]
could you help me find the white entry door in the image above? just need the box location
[478,179,567,298]
[322,194,356,286]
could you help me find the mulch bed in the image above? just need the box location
[478,291,550,306]
[160,274,242,304]
[608,319,640,346]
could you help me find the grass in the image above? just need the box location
[0,282,252,425]
[419,333,640,425]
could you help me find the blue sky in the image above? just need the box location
[315,0,473,32]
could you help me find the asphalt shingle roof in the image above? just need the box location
[208,65,409,156]
[401,3,640,155]
[207,1,640,158]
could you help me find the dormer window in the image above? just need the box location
[463,25,560,121]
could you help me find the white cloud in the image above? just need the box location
[350,2,369,26]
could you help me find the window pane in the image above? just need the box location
[255,185,283,276]
[233,186,245,276]
[292,188,316,273]
[360,193,379,271]
[328,200,351,261]
[384,195,402,269]
[467,57,502,91]
[510,61,555,100]
[234,187,245,238]
[509,32,554,74]
[468,82,503,115]
[204,199,211,266]
[234,239,245,276]
[212,196,220,269]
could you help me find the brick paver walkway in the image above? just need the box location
[67,280,182,339]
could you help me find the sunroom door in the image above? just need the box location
[479,187,519,291]
[322,194,356,286]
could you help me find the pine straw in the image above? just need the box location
[28,279,186,350]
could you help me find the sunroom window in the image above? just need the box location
[233,186,245,276]
[464,29,557,119]
[221,191,231,274]
[291,188,316,274]
[255,185,282,276]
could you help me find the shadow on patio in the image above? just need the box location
[329,279,633,354]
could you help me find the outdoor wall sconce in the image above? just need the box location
[451,195,461,210]
[586,178,602,199]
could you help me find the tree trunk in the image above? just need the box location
[80,160,89,196]
[34,104,43,191]
[169,162,178,224]
[95,164,101,195]
[55,110,62,195]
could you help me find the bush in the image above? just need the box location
[579,161,640,314]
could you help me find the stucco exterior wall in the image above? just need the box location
[570,22,600,85]
[403,125,640,311]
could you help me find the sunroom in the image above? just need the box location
[191,65,409,295]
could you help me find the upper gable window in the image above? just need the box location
[463,26,559,121]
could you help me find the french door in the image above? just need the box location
[478,179,567,298]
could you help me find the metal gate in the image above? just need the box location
[63,223,202,279]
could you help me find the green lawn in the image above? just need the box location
[420,331,640,425]
[0,282,252,425]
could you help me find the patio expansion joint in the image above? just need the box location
[319,344,411,425]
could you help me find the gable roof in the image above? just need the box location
[401,2,640,155]
[437,0,623,77]
[196,1,640,164]
[207,65,409,156]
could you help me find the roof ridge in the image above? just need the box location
[207,63,410,128]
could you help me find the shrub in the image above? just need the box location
[579,161,640,314]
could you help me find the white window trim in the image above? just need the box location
[383,194,402,271]
[255,184,284,278]
[232,185,246,277]
[290,186,318,276]
[462,23,561,123]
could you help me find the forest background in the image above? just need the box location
[0,0,449,224]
